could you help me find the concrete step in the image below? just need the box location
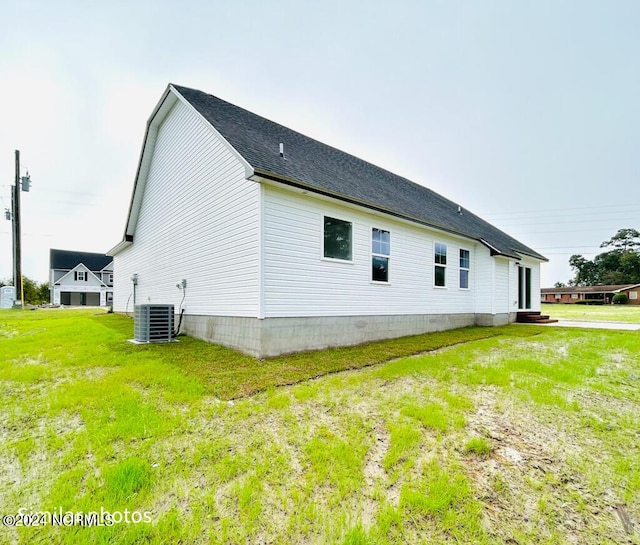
[516,313,555,324]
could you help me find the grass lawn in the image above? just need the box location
[543,302,640,324]
[1,309,639,544]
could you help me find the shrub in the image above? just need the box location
[612,293,628,305]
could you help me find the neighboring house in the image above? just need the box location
[542,284,640,305]
[109,84,547,357]
[49,249,114,306]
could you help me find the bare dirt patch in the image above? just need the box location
[464,387,635,543]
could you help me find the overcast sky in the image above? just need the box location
[1,0,638,286]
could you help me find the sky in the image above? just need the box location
[1,0,638,286]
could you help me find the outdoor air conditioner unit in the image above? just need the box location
[134,304,174,343]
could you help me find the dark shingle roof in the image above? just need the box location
[173,84,546,261]
[50,249,112,271]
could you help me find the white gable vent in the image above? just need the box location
[134,304,174,343]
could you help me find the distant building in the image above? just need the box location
[49,249,113,306]
[541,284,640,305]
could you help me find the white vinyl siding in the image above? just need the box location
[494,259,510,314]
[262,184,476,317]
[472,247,496,315]
[113,99,260,316]
[520,256,541,312]
[509,260,519,312]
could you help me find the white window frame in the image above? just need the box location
[459,248,470,290]
[321,215,353,263]
[434,242,447,288]
[371,227,390,283]
[77,271,86,281]
[108,273,114,284]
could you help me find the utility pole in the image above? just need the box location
[12,150,24,308]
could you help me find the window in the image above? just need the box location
[108,273,114,284]
[571,293,578,299]
[459,249,470,289]
[371,228,390,282]
[434,243,447,287]
[630,291,638,300]
[75,271,86,282]
[323,216,352,261]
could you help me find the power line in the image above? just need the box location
[493,217,639,228]
[507,225,639,236]
[481,202,640,218]
[536,245,603,249]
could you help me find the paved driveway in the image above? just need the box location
[537,320,640,331]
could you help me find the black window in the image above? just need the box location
[323,216,352,261]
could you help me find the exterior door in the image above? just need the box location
[518,265,532,310]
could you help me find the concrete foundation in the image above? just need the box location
[474,312,516,327]
[180,312,513,358]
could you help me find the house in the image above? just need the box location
[49,249,114,306]
[542,284,640,305]
[109,84,547,357]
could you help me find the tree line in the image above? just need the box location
[0,277,50,305]
[568,228,640,286]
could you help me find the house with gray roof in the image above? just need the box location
[109,84,546,357]
[50,249,113,306]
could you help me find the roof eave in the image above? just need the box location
[107,236,133,257]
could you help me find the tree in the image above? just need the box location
[569,254,598,286]
[569,228,640,286]
[600,228,640,251]
[554,281,566,288]
[36,282,50,304]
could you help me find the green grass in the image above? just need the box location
[543,302,640,323]
[463,437,493,458]
[1,308,639,544]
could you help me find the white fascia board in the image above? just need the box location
[513,251,547,264]
[170,84,254,180]
[612,283,640,293]
[125,86,178,238]
[107,239,132,256]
